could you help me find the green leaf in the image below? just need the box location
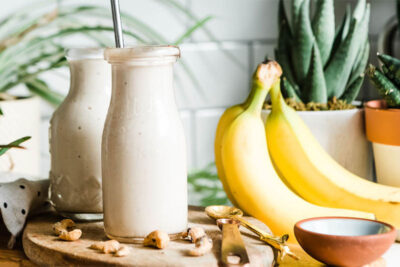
[325,4,370,99]
[25,78,64,106]
[378,53,400,88]
[292,0,305,26]
[353,0,366,21]
[275,0,297,88]
[282,77,302,102]
[331,4,351,57]
[348,40,369,86]
[0,56,67,92]
[368,65,400,108]
[0,136,31,157]
[174,16,213,45]
[291,0,314,84]
[303,43,327,103]
[312,0,335,66]
[340,74,364,103]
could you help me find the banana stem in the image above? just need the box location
[246,85,269,115]
[269,79,285,111]
[247,61,282,115]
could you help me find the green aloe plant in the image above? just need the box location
[0,0,212,111]
[275,0,370,109]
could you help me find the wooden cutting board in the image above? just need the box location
[22,206,276,266]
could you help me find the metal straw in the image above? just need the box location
[110,0,124,48]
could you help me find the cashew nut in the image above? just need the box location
[188,236,213,256]
[115,245,130,257]
[90,240,120,254]
[143,230,170,249]
[184,227,206,243]
[59,229,82,241]
[52,219,75,235]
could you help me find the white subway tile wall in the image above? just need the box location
[0,0,396,175]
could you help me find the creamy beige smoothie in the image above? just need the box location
[103,46,187,241]
[50,48,111,217]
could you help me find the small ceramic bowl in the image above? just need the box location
[294,217,396,267]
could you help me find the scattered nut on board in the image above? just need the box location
[184,227,206,243]
[115,246,130,257]
[59,229,82,241]
[52,219,75,235]
[143,230,170,249]
[90,240,120,254]
[52,219,82,241]
[188,235,213,256]
[90,240,130,257]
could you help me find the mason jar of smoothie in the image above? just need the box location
[49,48,111,220]
[103,45,187,242]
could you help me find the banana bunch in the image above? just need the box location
[215,61,374,245]
[266,73,400,228]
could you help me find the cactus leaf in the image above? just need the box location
[340,74,364,103]
[282,77,302,102]
[312,0,335,66]
[325,4,370,99]
[291,0,314,84]
[331,5,351,58]
[353,0,366,21]
[292,0,305,26]
[349,40,369,86]
[368,65,400,107]
[276,0,297,91]
[302,43,327,103]
[378,53,400,88]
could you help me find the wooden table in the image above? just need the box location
[1,210,398,267]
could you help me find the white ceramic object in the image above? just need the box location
[262,108,373,180]
[300,218,391,236]
[0,97,40,176]
[49,48,111,217]
[102,46,187,241]
[373,143,400,187]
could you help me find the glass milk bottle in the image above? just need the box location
[49,48,111,220]
[103,46,187,242]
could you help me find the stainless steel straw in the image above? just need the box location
[110,0,124,48]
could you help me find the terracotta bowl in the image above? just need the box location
[294,217,396,267]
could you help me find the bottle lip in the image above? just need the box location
[104,45,180,63]
[66,48,105,60]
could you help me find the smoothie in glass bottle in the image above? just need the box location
[102,46,187,241]
[49,48,111,220]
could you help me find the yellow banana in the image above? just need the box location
[215,104,245,207]
[221,62,374,243]
[266,80,400,228]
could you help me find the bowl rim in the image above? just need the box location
[294,216,396,239]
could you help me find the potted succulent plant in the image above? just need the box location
[0,0,210,176]
[265,0,372,178]
[365,54,400,186]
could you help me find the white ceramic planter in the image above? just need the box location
[262,108,373,180]
[0,97,40,176]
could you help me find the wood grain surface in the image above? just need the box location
[22,206,275,266]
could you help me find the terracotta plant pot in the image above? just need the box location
[263,108,373,180]
[0,96,40,176]
[365,100,400,186]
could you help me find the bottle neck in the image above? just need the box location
[68,59,111,98]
